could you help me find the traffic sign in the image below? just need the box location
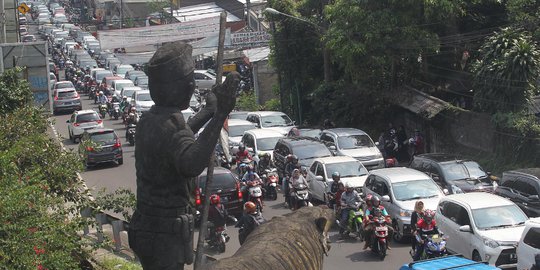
[17,3,30,14]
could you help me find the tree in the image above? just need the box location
[472,27,540,113]
[0,67,32,114]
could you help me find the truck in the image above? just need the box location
[399,255,501,270]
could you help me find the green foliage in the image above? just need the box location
[97,256,142,270]
[236,92,260,111]
[506,0,540,40]
[491,112,540,165]
[0,67,32,115]
[263,98,281,111]
[94,188,137,222]
[472,27,540,113]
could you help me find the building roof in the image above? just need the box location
[393,86,449,119]
[172,3,241,23]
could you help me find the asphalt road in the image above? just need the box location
[51,94,414,269]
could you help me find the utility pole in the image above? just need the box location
[245,0,250,29]
[119,0,123,29]
[0,0,6,43]
[193,10,226,270]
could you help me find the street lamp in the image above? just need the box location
[264,8,319,28]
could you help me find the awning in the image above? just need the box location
[393,86,449,119]
[243,46,269,63]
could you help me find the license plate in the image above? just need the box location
[509,253,517,259]
[354,211,363,216]
[298,190,307,195]
[375,227,388,232]
[221,196,228,203]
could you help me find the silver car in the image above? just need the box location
[52,88,81,114]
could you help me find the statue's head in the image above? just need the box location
[147,41,195,108]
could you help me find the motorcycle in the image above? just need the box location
[291,183,311,210]
[247,179,264,212]
[369,215,390,260]
[262,168,279,200]
[127,122,136,146]
[206,224,231,253]
[413,233,448,261]
[336,202,364,241]
[111,102,121,120]
[98,104,108,119]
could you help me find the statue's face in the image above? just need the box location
[176,76,195,110]
[151,75,195,108]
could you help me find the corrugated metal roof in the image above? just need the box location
[243,46,269,62]
[393,86,449,119]
[171,3,241,22]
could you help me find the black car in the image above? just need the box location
[409,153,495,194]
[273,137,333,178]
[79,128,123,168]
[195,167,244,217]
[495,168,540,217]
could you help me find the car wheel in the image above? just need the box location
[392,220,404,243]
[472,250,481,262]
[69,130,73,140]
[117,158,123,165]
[85,160,92,170]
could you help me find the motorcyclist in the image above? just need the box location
[242,165,261,182]
[339,183,362,238]
[363,196,394,250]
[235,144,252,164]
[256,152,272,174]
[97,91,108,104]
[413,209,439,261]
[283,154,300,207]
[236,201,266,245]
[289,168,309,209]
[327,172,341,209]
[207,194,229,229]
[120,96,130,112]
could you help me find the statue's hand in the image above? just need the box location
[213,72,240,115]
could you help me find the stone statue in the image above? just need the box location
[203,206,334,270]
[128,41,239,270]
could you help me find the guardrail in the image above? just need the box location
[80,207,130,252]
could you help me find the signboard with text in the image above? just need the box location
[229,31,271,48]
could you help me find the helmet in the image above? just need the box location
[345,183,353,190]
[371,196,380,206]
[286,154,294,163]
[365,193,373,202]
[259,152,270,159]
[210,194,220,205]
[332,172,340,180]
[291,155,298,163]
[244,201,256,213]
[238,143,245,152]
[423,209,435,221]
[99,91,104,95]
[123,96,127,100]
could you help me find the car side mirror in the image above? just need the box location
[459,225,472,233]
[329,145,336,151]
[381,195,390,202]
[315,175,324,181]
[443,188,449,195]
[529,195,540,201]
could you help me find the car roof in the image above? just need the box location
[245,129,284,138]
[117,64,133,68]
[227,119,255,127]
[247,111,287,117]
[414,153,463,162]
[314,156,360,164]
[323,128,367,136]
[136,90,150,95]
[74,109,98,115]
[113,79,133,84]
[86,128,115,135]
[55,81,72,84]
[200,166,234,176]
[122,86,143,91]
[370,167,431,183]
[278,137,324,147]
[442,192,515,209]
[504,168,540,180]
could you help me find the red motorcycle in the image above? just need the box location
[366,211,390,260]
[247,179,264,212]
[262,168,279,200]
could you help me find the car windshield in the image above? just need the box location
[473,204,528,230]
[198,172,237,193]
[137,77,148,85]
[295,144,332,160]
[325,161,368,178]
[229,112,248,120]
[123,89,136,98]
[441,161,489,182]
[76,113,99,123]
[391,179,441,201]
[56,82,74,89]
[337,134,375,149]
[229,124,256,137]
[300,129,321,138]
[118,66,133,75]
[137,93,152,101]
[58,90,77,98]
[261,114,293,127]
[96,71,113,81]
[116,82,134,91]
[257,137,280,151]
[90,131,116,144]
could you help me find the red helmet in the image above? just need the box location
[210,194,220,205]
[244,201,256,213]
[423,209,435,221]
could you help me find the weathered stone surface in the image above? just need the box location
[204,206,334,270]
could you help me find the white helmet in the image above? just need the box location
[99,91,104,95]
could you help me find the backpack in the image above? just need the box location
[249,213,266,227]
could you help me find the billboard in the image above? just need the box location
[0,42,51,112]
[97,16,221,50]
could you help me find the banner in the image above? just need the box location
[229,31,271,48]
[97,16,220,50]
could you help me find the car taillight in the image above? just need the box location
[113,138,121,148]
[195,188,201,206]
[96,120,103,124]
[73,123,80,127]
[54,96,58,100]
[236,181,242,199]
[86,146,93,151]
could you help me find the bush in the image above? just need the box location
[263,98,281,111]
[236,92,260,111]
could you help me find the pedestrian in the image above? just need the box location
[412,129,425,156]
[397,125,408,162]
[410,200,424,251]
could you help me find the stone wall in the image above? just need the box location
[253,60,278,105]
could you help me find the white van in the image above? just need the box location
[517,217,540,270]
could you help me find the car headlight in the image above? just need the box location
[451,185,464,194]
[483,237,500,249]
[400,209,412,217]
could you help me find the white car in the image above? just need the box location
[114,64,134,78]
[363,167,446,242]
[240,129,284,162]
[227,119,257,152]
[66,110,104,143]
[246,111,295,136]
[307,156,369,202]
[131,90,154,115]
[517,217,540,270]
[120,86,143,104]
[194,69,219,90]
[436,193,528,268]
[111,79,134,98]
